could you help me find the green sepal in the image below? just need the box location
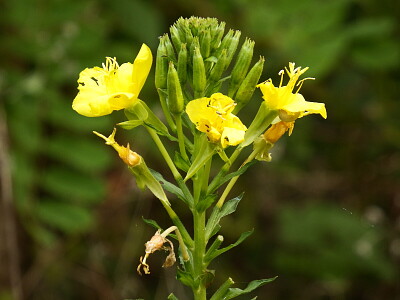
[117,120,143,130]
[196,193,218,213]
[125,100,173,140]
[205,193,243,240]
[184,136,218,181]
[240,102,278,148]
[174,151,190,173]
[205,229,254,263]
[223,277,278,300]
[202,269,215,287]
[167,293,179,300]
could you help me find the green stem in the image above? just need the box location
[157,89,176,132]
[161,201,194,249]
[192,165,207,300]
[216,148,258,208]
[175,114,189,161]
[146,127,194,206]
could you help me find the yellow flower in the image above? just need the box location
[186,93,247,148]
[72,44,152,117]
[257,62,327,121]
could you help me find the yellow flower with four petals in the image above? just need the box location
[72,44,152,117]
[186,93,247,148]
[257,62,327,121]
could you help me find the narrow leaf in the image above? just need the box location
[196,193,218,213]
[224,277,278,299]
[205,194,243,240]
[176,268,195,288]
[206,229,254,263]
[185,136,217,181]
[150,169,187,204]
[118,119,143,130]
[142,217,162,230]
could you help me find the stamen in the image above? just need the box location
[278,70,284,87]
[295,77,315,93]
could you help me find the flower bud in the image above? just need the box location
[192,47,206,98]
[170,25,182,51]
[163,34,176,62]
[234,56,265,111]
[167,62,184,115]
[177,43,187,84]
[228,38,254,97]
[209,49,227,83]
[200,29,211,58]
[210,22,225,51]
[213,29,233,60]
[225,30,241,69]
[155,38,168,90]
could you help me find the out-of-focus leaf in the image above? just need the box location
[41,168,105,203]
[46,135,113,172]
[36,201,93,233]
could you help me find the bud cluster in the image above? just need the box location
[155,16,264,117]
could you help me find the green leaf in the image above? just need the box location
[176,268,195,288]
[208,161,256,194]
[205,229,254,263]
[36,201,94,234]
[223,277,278,300]
[196,193,218,213]
[118,119,143,130]
[167,294,179,300]
[142,217,162,230]
[46,135,113,172]
[174,151,190,173]
[205,194,243,240]
[150,169,187,203]
[185,135,217,181]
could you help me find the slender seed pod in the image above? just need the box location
[234,56,265,110]
[228,38,255,97]
[167,62,184,115]
[155,38,168,90]
[192,47,206,98]
[177,43,188,85]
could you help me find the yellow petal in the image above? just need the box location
[72,93,113,117]
[221,127,246,147]
[281,93,327,119]
[132,44,153,97]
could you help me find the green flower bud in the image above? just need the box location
[200,29,211,58]
[167,62,184,115]
[234,56,265,111]
[210,22,225,51]
[155,37,168,90]
[228,38,254,97]
[192,47,206,98]
[170,25,182,51]
[213,29,233,59]
[209,49,227,83]
[163,34,176,62]
[177,43,188,84]
[225,30,241,69]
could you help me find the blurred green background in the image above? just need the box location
[1,0,399,299]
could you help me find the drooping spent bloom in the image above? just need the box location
[72,44,152,117]
[263,121,294,144]
[257,62,327,122]
[186,93,247,148]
